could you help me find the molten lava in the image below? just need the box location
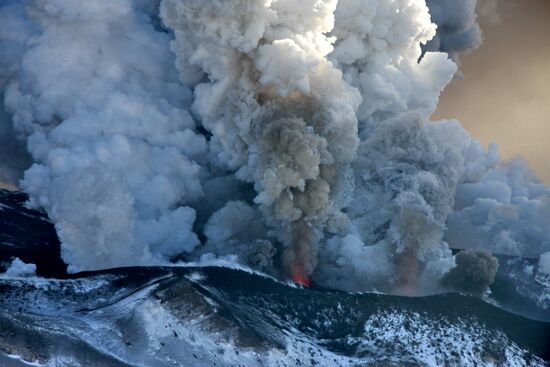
[291,267,311,287]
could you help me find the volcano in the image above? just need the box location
[0,190,549,366]
[1,0,550,365]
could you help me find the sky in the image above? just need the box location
[433,0,550,184]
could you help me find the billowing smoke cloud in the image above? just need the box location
[0,0,547,295]
[440,249,499,294]
[0,99,31,189]
[446,156,550,258]
[0,1,33,188]
[316,113,470,292]
[423,0,483,62]
[315,0,463,292]
[3,0,207,271]
[423,0,501,66]
[0,257,36,278]
[161,0,360,280]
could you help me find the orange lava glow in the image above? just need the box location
[291,267,311,287]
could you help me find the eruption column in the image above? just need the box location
[162,0,361,282]
[3,0,542,295]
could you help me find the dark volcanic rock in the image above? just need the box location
[0,266,548,366]
[0,189,66,277]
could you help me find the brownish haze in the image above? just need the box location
[433,0,550,183]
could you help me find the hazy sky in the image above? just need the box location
[433,0,550,183]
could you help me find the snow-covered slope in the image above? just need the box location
[0,265,548,366]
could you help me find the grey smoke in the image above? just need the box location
[424,0,485,63]
[0,1,34,189]
[441,249,499,294]
[246,239,276,271]
[0,0,548,296]
[0,100,31,189]
[258,117,334,277]
[162,0,360,280]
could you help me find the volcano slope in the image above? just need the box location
[0,190,549,366]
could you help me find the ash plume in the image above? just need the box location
[440,249,499,294]
[0,0,548,295]
[161,0,360,280]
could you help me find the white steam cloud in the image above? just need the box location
[3,0,206,271]
[1,257,36,278]
[0,0,547,294]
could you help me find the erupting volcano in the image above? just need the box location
[291,265,311,287]
[1,0,550,365]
